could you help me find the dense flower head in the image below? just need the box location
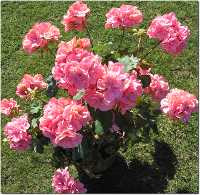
[62,0,90,32]
[84,62,142,113]
[4,115,31,151]
[144,74,169,102]
[16,74,47,99]
[22,22,60,54]
[105,4,143,29]
[118,73,143,114]
[147,12,190,55]
[52,167,87,193]
[39,97,91,148]
[0,98,19,116]
[84,62,129,111]
[160,89,198,123]
[53,38,103,95]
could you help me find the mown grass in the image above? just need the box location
[1,1,199,193]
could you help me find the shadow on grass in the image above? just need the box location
[79,140,178,193]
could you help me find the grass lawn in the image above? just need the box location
[1,1,199,193]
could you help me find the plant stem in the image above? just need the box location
[136,35,142,55]
[141,41,160,59]
[85,25,93,48]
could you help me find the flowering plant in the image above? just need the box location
[1,1,198,193]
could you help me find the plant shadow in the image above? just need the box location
[78,140,178,193]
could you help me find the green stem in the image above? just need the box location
[136,35,142,55]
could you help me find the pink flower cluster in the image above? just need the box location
[105,4,143,29]
[52,167,87,193]
[1,98,19,116]
[16,74,47,99]
[144,74,169,102]
[53,38,103,96]
[160,89,198,123]
[23,22,60,54]
[53,37,143,113]
[147,12,190,55]
[39,97,91,148]
[4,115,31,151]
[62,0,90,32]
[85,62,128,111]
[118,73,143,114]
[84,63,142,113]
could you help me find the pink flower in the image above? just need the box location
[68,0,90,17]
[52,167,87,193]
[4,115,31,151]
[105,4,143,29]
[23,22,60,54]
[84,62,128,111]
[62,1,90,32]
[135,66,151,76]
[32,22,60,41]
[77,38,91,49]
[118,74,143,114]
[0,98,19,116]
[160,25,190,55]
[39,98,91,148]
[144,74,169,102]
[84,88,115,111]
[53,38,103,95]
[147,12,190,55]
[160,89,198,123]
[16,74,47,99]
[22,29,47,54]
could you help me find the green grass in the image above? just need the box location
[1,1,198,193]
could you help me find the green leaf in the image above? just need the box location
[30,105,41,114]
[31,118,38,128]
[78,144,84,159]
[138,75,151,88]
[2,138,8,142]
[88,108,113,132]
[95,120,104,135]
[33,144,43,154]
[72,147,82,162]
[73,89,85,100]
[46,74,58,98]
[117,55,140,72]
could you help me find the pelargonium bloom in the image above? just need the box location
[160,88,198,123]
[105,4,143,29]
[53,38,103,95]
[0,98,19,116]
[118,72,143,114]
[144,74,169,102]
[84,62,129,111]
[16,74,47,99]
[23,22,60,54]
[4,115,31,151]
[147,12,190,55]
[160,25,190,55]
[39,97,91,148]
[52,167,87,193]
[62,0,90,32]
